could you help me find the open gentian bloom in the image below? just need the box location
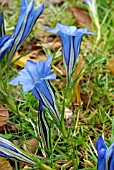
[46,23,94,85]
[96,136,114,170]
[0,35,14,61]
[8,55,60,124]
[7,0,44,63]
[0,137,35,164]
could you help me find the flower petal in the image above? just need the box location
[24,60,39,82]
[8,75,20,86]
[8,69,35,92]
[96,136,107,152]
[58,32,71,68]
[96,136,107,170]
[0,35,13,61]
[43,74,56,80]
[106,143,114,170]
[44,54,53,69]
[46,28,59,34]
[21,3,44,43]
[56,23,77,36]
[13,0,33,39]
[0,137,35,164]
[35,81,53,106]
[31,88,40,101]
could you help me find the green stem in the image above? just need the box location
[96,21,101,42]
[61,122,73,146]
[61,122,68,139]
[6,96,17,111]
[40,163,55,170]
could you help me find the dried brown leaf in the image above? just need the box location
[41,41,61,51]
[80,93,89,106]
[106,59,114,75]
[73,56,85,104]
[23,138,39,154]
[7,123,20,133]
[0,0,9,7]
[0,104,9,127]
[12,53,47,67]
[0,157,13,170]
[69,7,91,27]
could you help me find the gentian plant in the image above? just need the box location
[96,136,114,170]
[8,54,58,155]
[0,0,44,64]
[8,55,61,155]
[46,23,94,86]
[0,12,16,112]
[0,0,44,113]
[7,0,44,64]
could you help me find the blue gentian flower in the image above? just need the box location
[0,136,35,164]
[0,35,14,61]
[8,55,60,124]
[96,136,114,170]
[8,55,56,93]
[46,23,94,85]
[7,0,44,63]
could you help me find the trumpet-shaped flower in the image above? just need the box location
[96,136,114,170]
[46,23,94,85]
[8,55,55,92]
[0,35,14,61]
[0,136,35,164]
[9,55,60,124]
[7,0,44,63]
